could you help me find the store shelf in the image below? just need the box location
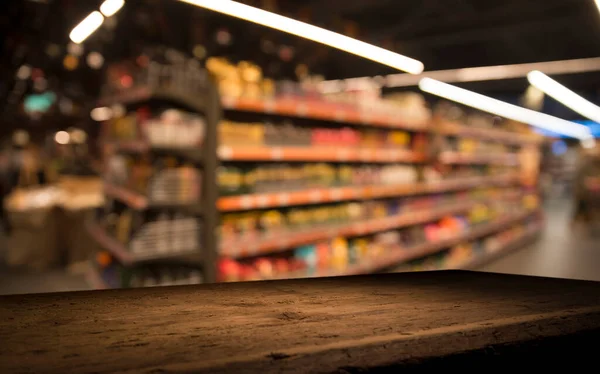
[222,96,430,131]
[217,145,427,163]
[221,200,478,258]
[107,141,203,163]
[455,225,542,269]
[98,86,207,113]
[86,222,200,265]
[104,183,148,210]
[85,266,109,290]
[217,173,519,212]
[440,151,519,166]
[104,183,202,213]
[438,121,544,145]
[273,209,537,280]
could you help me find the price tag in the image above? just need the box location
[270,147,283,160]
[297,103,308,116]
[257,195,269,208]
[240,196,253,210]
[359,149,371,161]
[264,100,276,113]
[337,149,350,161]
[248,244,259,256]
[309,191,322,203]
[330,189,343,201]
[217,146,233,160]
[222,97,236,108]
[277,193,290,206]
[360,112,371,124]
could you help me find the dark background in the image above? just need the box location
[1,0,599,133]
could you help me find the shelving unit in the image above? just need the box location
[87,58,544,289]
[273,209,539,280]
[222,96,429,131]
[87,62,221,285]
[216,174,518,211]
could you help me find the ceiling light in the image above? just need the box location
[100,0,125,17]
[63,55,79,70]
[582,137,596,149]
[215,28,232,46]
[90,107,113,121]
[55,131,70,145]
[67,42,84,56]
[16,65,32,80]
[418,78,593,140]
[192,44,206,59]
[319,57,600,91]
[87,52,105,69]
[527,70,600,124]
[69,11,104,44]
[178,0,424,74]
[522,85,544,111]
[12,130,30,146]
[70,129,88,144]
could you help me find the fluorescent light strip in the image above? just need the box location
[418,78,593,140]
[178,0,424,74]
[318,57,600,91]
[100,0,125,17]
[69,11,104,44]
[527,70,600,124]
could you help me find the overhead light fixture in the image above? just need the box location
[100,0,125,17]
[16,65,32,80]
[418,77,593,140]
[87,52,105,69]
[69,11,104,44]
[318,57,600,91]
[178,0,424,74]
[527,70,600,124]
[90,106,113,121]
[54,131,70,145]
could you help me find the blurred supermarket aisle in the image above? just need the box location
[479,198,600,282]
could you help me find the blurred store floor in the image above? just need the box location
[0,225,89,295]
[479,198,600,282]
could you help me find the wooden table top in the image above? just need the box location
[1,271,600,373]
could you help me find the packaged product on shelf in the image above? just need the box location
[330,237,350,271]
[259,210,285,235]
[218,166,244,195]
[108,209,201,258]
[386,131,411,149]
[144,109,206,148]
[412,133,429,153]
[220,120,265,147]
[295,246,317,275]
[316,242,331,270]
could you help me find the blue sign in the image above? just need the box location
[23,92,56,113]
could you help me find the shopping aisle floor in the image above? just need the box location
[479,198,600,281]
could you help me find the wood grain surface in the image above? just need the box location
[1,270,600,373]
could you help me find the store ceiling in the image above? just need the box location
[1,0,599,129]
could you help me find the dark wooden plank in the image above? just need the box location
[1,271,600,373]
